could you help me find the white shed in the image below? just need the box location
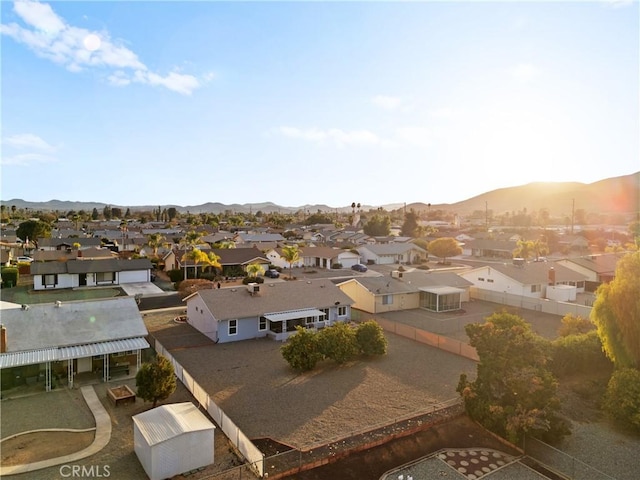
[133,402,215,480]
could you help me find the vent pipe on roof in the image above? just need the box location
[55,300,62,307]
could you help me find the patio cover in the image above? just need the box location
[418,286,465,295]
[264,309,326,323]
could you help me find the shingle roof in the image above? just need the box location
[31,258,153,274]
[342,271,473,295]
[359,243,427,255]
[466,262,587,284]
[562,254,621,275]
[192,279,354,320]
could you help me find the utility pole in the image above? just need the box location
[485,201,489,231]
[571,198,575,235]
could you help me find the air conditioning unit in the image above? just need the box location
[247,283,260,295]
[391,270,403,279]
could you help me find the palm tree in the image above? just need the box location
[147,233,166,258]
[281,245,301,279]
[532,238,549,261]
[246,262,265,280]
[180,230,205,280]
[513,239,534,260]
[205,251,223,276]
[181,248,209,279]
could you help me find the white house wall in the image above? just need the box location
[33,273,76,290]
[187,296,219,342]
[460,266,543,298]
[118,270,150,284]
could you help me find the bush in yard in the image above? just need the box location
[356,321,388,356]
[1,267,18,288]
[603,367,640,433]
[318,322,359,364]
[136,355,177,407]
[167,269,183,283]
[281,326,322,372]
[242,276,264,285]
[550,330,612,377]
[331,262,342,269]
[178,279,215,299]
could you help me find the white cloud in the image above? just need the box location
[3,133,57,151]
[275,126,392,148]
[1,0,211,95]
[0,152,57,166]
[602,0,634,8]
[371,95,403,110]
[508,63,539,81]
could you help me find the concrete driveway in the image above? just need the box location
[119,282,164,296]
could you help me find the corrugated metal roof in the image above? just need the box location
[58,337,149,360]
[0,337,149,368]
[133,402,215,446]
[0,348,58,368]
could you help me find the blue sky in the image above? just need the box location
[1,0,638,209]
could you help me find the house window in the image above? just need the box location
[305,316,315,326]
[228,319,238,336]
[259,316,267,331]
[338,306,347,317]
[95,272,115,283]
[382,295,393,305]
[478,277,485,281]
[487,279,494,283]
[531,284,541,293]
[43,274,57,287]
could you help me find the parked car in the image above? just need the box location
[351,263,368,272]
[16,256,33,263]
[265,269,280,278]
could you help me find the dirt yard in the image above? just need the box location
[1,431,94,466]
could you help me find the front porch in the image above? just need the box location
[265,308,329,342]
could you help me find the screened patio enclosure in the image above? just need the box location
[419,286,464,312]
[265,308,327,341]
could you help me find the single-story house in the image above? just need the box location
[30,258,153,290]
[337,271,473,313]
[556,253,621,288]
[461,239,518,259]
[265,246,360,270]
[234,233,285,244]
[459,261,588,299]
[33,247,116,262]
[0,297,149,390]
[37,237,102,251]
[133,402,215,480]
[357,243,428,265]
[185,278,355,343]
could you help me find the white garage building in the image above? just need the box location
[133,402,216,480]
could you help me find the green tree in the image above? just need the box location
[135,355,177,407]
[167,207,178,221]
[181,248,209,280]
[457,311,568,444]
[246,262,265,279]
[91,208,99,220]
[180,231,205,280]
[16,220,51,246]
[281,245,301,279]
[356,321,388,356]
[513,239,534,260]
[318,322,359,364]
[205,251,222,275]
[428,237,462,264]
[602,367,640,433]
[147,233,166,257]
[363,214,391,236]
[557,313,593,337]
[401,209,420,237]
[591,251,640,369]
[281,326,323,372]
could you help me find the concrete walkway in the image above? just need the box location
[0,386,112,476]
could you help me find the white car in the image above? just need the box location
[16,256,34,263]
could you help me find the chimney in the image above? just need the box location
[1,325,6,353]
[77,249,82,258]
[548,267,556,286]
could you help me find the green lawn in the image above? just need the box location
[0,285,126,305]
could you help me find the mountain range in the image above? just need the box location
[3,172,638,218]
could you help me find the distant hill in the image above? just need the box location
[405,172,639,217]
[2,172,638,217]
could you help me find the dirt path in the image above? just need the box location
[1,431,94,466]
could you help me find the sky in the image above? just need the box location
[1,0,638,209]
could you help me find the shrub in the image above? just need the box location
[242,276,264,285]
[1,267,18,288]
[318,322,359,364]
[135,355,177,407]
[356,321,388,356]
[550,331,613,377]
[331,263,342,269]
[281,326,322,372]
[178,279,215,299]
[167,269,183,283]
[603,368,640,433]
[557,313,593,337]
